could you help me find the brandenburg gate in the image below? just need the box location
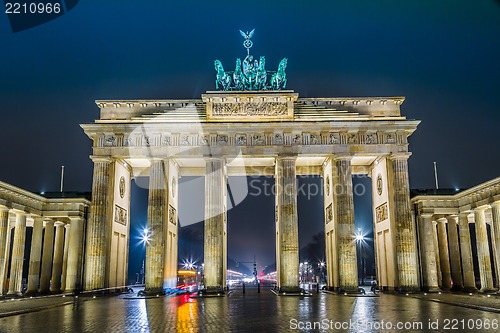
[80,31,421,295]
[81,88,420,294]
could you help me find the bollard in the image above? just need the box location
[257,282,260,293]
[242,282,245,294]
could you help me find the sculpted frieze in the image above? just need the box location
[212,101,287,117]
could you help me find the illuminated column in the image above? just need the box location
[436,217,452,290]
[61,224,71,291]
[490,203,500,289]
[389,154,419,291]
[458,212,476,291]
[204,157,227,293]
[323,157,338,290]
[275,156,300,293]
[50,222,65,292]
[84,157,112,291]
[65,217,84,293]
[26,217,44,294]
[145,159,167,295]
[0,207,10,295]
[432,221,442,288]
[8,212,27,295]
[418,214,440,292]
[39,220,55,293]
[474,207,495,292]
[333,156,358,292]
[446,215,463,290]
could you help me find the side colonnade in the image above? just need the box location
[413,178,500,293]
[0,183,89,296]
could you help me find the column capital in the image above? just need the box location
[11,210,26,217]
[436,217,448,224]
[90,155,113,163]
[43,219,54,227]
[276,154,297,160]
[490,201,500,209]
[446,215,459,223]
[332,154,353,162]
[54,221,65,227]
[475,205,490,212]
[0,205,9,213]
[419,212,435,219]
[388,152,412,161]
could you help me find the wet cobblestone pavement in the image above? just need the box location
[0,289,500,332]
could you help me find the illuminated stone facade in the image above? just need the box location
[82,90,421,293]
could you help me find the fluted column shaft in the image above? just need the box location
[275,157,299,292]
[61,224,71,291]
[436,218,452,290]
[458,213,476,291]
[84,158,112,291]
[446,215,463,290]
[26,217,44,294]
[50,223,65,292]
[474,207,495,292]
[8,213,27,295]
[204,158,227,293]
[39,220,55,293]
[432,221,442,287]
[491,203,500,289]
[64,218,84,293]
[334,157,358,292]
[418,214,440,291]
[390,154,419,291]
[0,208,10,294]
[145,160,167,294]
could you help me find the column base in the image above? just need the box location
[143,288,166,296]
[450,285,462,292]
[197,286,225,297]
[338,286,364,295]
[6,291,23,297]
[462,286,478,293]
[397,286,421,293]
[423,286,442,293]
[24,290,39,296]
[479,287,497,294]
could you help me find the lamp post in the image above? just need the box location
[355,228,365,285]
[140,227,151,285]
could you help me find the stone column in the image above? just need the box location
[334,156,358,292]
[39,220,54,293]
[275,156,299,293]
[204,157,227,294]
[145,159,167,295]
[61,224,71,291]
[458,212,476,291]
[474,207,495,292]
[490,203,500,289]
[418,214,440,292]
[26,217,44,294]
[0,207,10,295]
[8,212,27,295]
[64,217,84,293]
[436,217,452,290]
[84,157,112,291]
[432,221,442,288]
[446,215,463,290]
[389,154,419,291]
[50,222,65,292]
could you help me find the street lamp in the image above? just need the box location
[355,228,365,285]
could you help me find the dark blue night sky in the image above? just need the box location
[1,1,499,277]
